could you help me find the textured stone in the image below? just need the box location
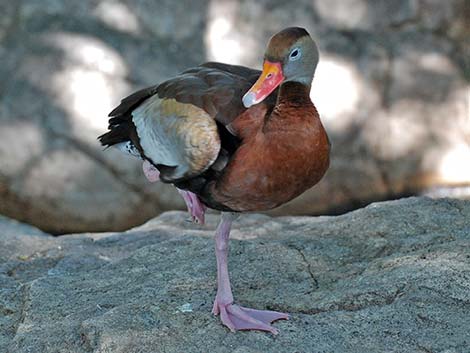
[314,0,419,30]
[0,0,468,233]
[1,197,469,352]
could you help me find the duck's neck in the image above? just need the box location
[265,81,314,127]
[262,81,316,132]
[275,81,312,109]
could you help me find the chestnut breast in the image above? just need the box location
[210,102,330,212]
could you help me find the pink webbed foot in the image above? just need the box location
[177,188,206,224]
[212,299,289,334]
[142,160,160,182]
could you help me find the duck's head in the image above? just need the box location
[242,27,319,108]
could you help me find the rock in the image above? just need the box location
[0,0,468,233]
[1,197,469,352]
[0,0,205,233]
[313,0,419,30]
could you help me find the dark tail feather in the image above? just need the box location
[98,123,131,147]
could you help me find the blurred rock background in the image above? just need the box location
[0,0,468,234]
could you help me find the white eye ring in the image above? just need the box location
[289,47,301,61]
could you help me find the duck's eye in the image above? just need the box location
[289,48,301,61]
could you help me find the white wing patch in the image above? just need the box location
[132,97,220,180]
[113,141,141,158]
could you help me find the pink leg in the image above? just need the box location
[142,160,205,224]
[142,160,160,182]
[212,213,289,334]
[176,188,206,224]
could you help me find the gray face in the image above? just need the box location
[243,28,320,108]
[281,36,319,86]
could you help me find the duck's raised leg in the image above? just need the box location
[176,188,206,224]
[212,212,289,334]
[142,160,160,182]
[142,160,205,224]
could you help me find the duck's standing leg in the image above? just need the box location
[212,212,289,334]
[142,160,206,224]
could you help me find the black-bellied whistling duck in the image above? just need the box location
[99,27,330,334]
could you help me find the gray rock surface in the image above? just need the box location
[0,0,468,233]
[1,197,469,353]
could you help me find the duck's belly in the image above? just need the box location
[210,135,330,212]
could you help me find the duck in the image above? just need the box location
[98,27,330,334]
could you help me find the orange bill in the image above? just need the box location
[242,60,284,108]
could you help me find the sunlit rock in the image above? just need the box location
[205,1,258,65]
[0,121,45,175]
[314,0,419,29]
[311,56,365,132]
[314,0,368,29]
[438,144,470,184]
[93,1,141,34]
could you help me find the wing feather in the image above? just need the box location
[132,97,220,182]
[99,62,278,182]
